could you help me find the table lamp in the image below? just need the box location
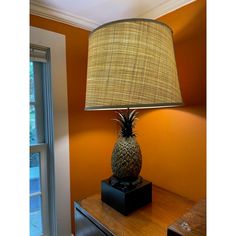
[85,18,183,214]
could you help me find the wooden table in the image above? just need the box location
[168,199,206,236]
[74,185,195,236]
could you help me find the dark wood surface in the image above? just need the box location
[75,203,113,236]
[75,185,195,236]
[168,199,206,236]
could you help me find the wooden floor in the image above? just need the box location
[79,185,195,236]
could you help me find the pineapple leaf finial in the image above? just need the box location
[114,109,138,138]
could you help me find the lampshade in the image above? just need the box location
[85,19,183,110]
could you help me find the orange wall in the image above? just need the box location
[30,0,206,232]
[142,0,206,199]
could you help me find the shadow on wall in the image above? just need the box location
[175,36,206,106]
[160,0,206,43]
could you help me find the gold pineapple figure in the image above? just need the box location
[112,109,142,180]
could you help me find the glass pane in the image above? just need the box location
[30,61,35,102]
[30,105,37,145]
[30,152,43,236]
[29,61,45,144]
[30,153,41,193]
[30,195,43,236]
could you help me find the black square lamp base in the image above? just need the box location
[101,178,152,215]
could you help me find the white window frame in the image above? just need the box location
[30,26,71,236]
[30,144,49,236]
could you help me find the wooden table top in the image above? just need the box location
[77,185,195,236]
[168,199,206,236]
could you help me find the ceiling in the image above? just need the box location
[30,0,195,31]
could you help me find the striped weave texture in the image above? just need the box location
[85,19,182,110]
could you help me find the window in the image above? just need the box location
[30,46,52,236]
[30,26,71,235]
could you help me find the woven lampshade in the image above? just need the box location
[85,19,183,110]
